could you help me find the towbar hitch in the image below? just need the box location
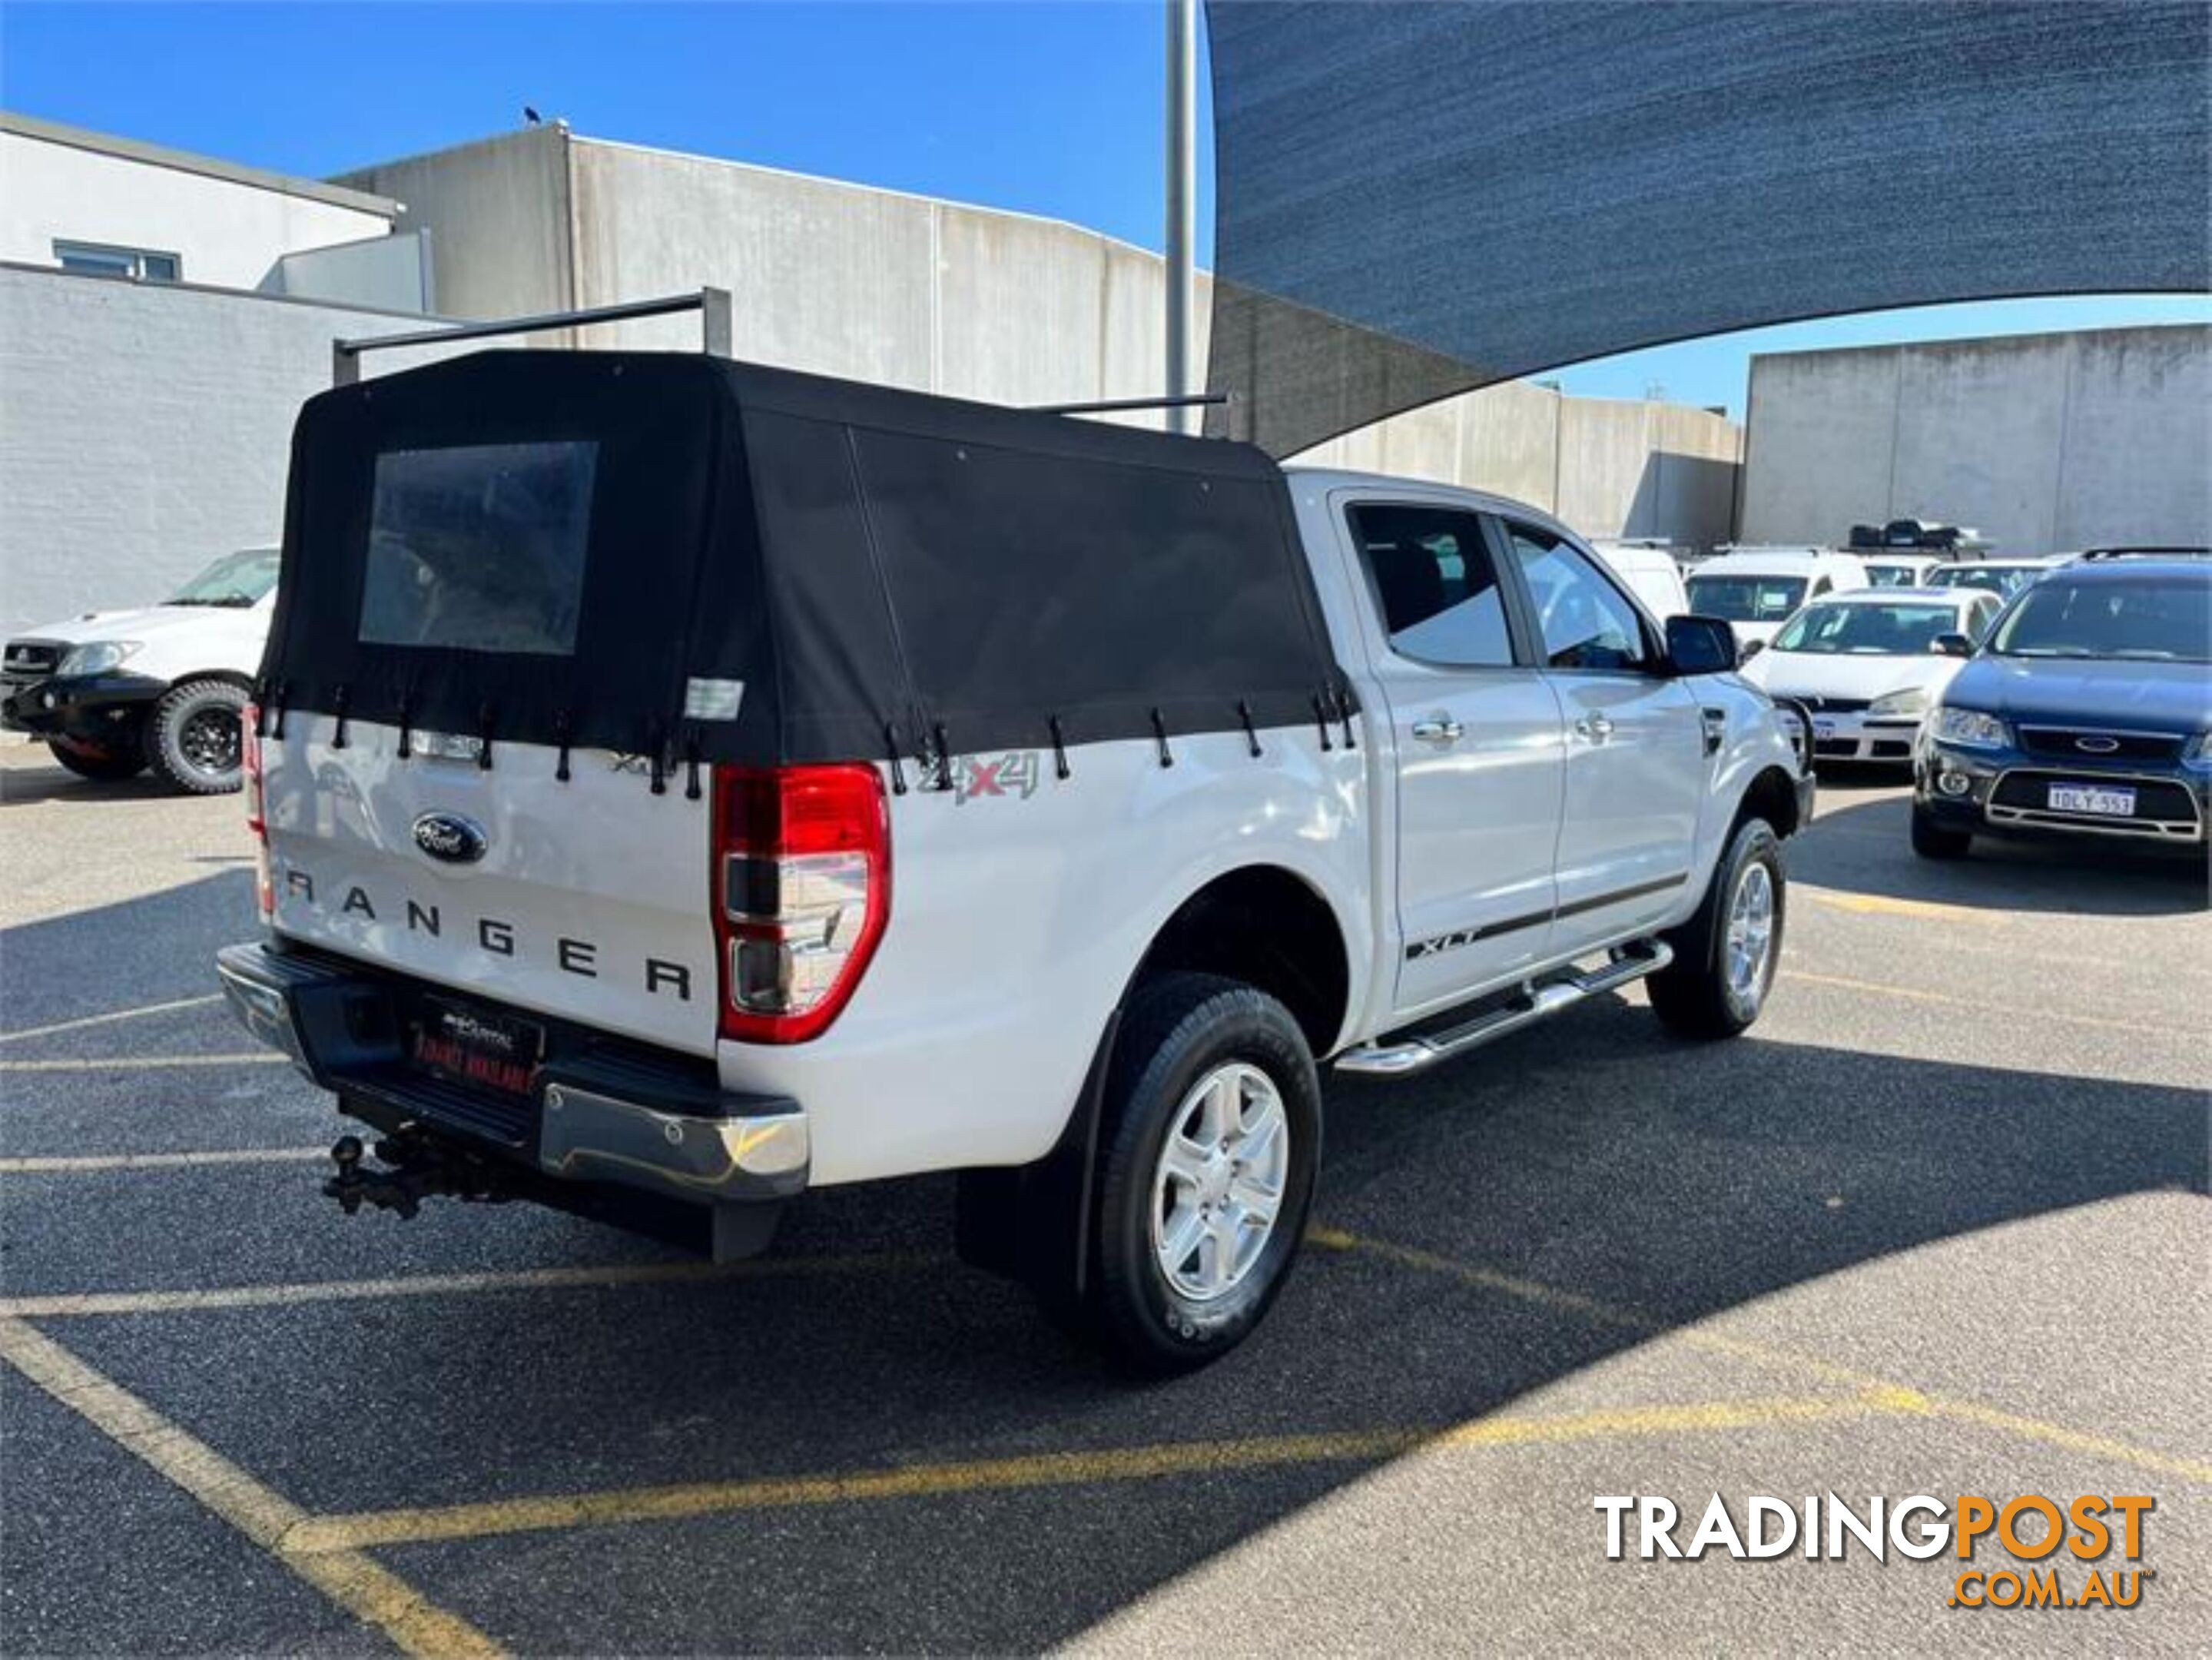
[323,1130,515,1220]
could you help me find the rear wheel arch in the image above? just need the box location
[1126,864,1353,1058]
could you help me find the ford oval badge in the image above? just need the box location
[413,811,487,865]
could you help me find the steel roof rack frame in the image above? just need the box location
[332,288,736,386]
[332,289,1239,437]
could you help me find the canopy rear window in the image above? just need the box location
[361,442,598,657]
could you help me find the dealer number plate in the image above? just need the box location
[411,998,544,1097]
[2047,783,2135,818]
[1812,719,1837,739]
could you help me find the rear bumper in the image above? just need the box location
[215,941,809,1204]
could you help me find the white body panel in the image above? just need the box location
[12,596,270,685]
[256,462,1804,1197]
[720,732,1371,1185]
[262,717,720,1057]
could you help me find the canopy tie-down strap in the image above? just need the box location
[1237,700,1263,759]
[552,709,572,783]
[267,682,289,742]
[683,726,704,802]
[883,722,909,795]
[1047,715,1071,781]
[1333,683,1358,750]
[330,686,350,750]
[1150,709,1174,769]
[931,723,954,792]
[394,686,414,760]
[646,719,668,796]
[1312,693,1334,752]
[476,703,496,772]
[251,679,272,739]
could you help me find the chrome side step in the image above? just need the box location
[1333,941,1674,1078]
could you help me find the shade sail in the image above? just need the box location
[1205,2,2211,456]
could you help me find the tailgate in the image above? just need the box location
[261,725,717,1055]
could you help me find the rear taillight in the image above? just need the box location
[243,702,272,921]
[712,764,890,1044]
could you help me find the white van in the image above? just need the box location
[1683,548,1869,656]
[1588,539,1691,620]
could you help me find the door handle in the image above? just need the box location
[1410,715,1464,745]
[1574,714,1616,742]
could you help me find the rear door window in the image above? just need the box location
[360,442,599,656]
[1348,503,1517,667]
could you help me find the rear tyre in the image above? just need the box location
[1084,972,1320,1376]
[1910,802,1972,860]
[1649,816,1785,1040]
[145,679,247,794]
[45,736,144,782]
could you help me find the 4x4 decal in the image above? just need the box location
[952,750,1043,804]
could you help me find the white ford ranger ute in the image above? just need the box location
[219,350,1812,1372]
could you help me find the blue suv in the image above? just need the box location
[1912,551,2211,859]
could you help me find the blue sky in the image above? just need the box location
[4,2,2203,417]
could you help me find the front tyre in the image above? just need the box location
[145,679,247,794]
[1648,816,1785,1040]
[1087,972,1320,1376]
[1910,802,1972,860]
[45,736,144,782]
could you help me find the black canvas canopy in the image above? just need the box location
[264,350,1350,775]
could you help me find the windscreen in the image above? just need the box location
[1929,565,2035,600]
[167,548,280,607]
[1863,564,1922,589]
[1773,602,1959,656]
[360,443,598,656]
[1991,576,2212,662]
[1686,575,1806,624]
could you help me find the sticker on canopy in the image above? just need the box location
[683,678,745,721]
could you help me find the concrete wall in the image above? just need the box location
[1741,327,2212,553]
[565,137,1215,423]
[1290,382,1742,547]
[336,129,572,329]
[0,129,393,292]
[0,266,455,635]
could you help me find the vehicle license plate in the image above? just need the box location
[2047,783,2135,818]
[411,998,544,1097]
[1812,719,1837,739]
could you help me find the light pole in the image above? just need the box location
[1164,0,1196,433]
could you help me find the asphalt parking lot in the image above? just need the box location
[2,743,2206,1656]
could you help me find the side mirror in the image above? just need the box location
[1932,632,1973,659]
[1663,613,1738,676]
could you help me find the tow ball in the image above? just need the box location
[323,1129,512,1220]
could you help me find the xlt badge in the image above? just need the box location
[413,811,488,865]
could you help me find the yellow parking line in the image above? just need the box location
[1779,970,2194,1039]
[0,1317,502,1658]
[1801,888,2003,923]
[0,1053,287,1073]
[284,1394,1896,1555]
[0,1251,937,1320]
[1312,1229,2212,1486]
[0,1147,326,1174]
[0,994,224,1044]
